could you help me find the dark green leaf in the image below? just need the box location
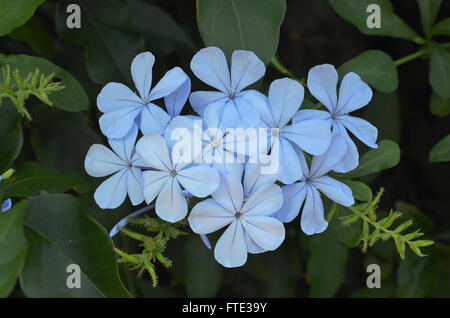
[0,54,88,112]
[0,102,23,172]
[395,201,434,234]
[345,140,401,178]
[429,44,450,98]
[429,134,450,163]
[338,50,398,93]
[20,194,131,297]
[430,91,450,117]
[55,0,142,84]
[417,0,441,38]
[339,179,372,202]
[196,0,286,64]
[0,0,45,36]
[364,92,401,142]
[431,17,450,37]
[329,0,422,42]
[307,231,348,297]
[0,200,28,298]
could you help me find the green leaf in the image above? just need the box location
[0,102,23,172]
[0,200,28,298]
[196,0,286,65]
[8,15,54,57]
[345,140,401,179]
[364,92,401,142]
[55,0,142,84]
[431,17,450,37]
[307,231,348,297]
[19,194,131,297]
[329,0,422,42]
[0,54,88,112]
[430,91,450,117]
[429,43,450,98]
[417,0,441,38]
[429,134,450,163]
[0,0,45,36]
[329,207,362,248]
[338,50,398,93]
[339,179,372,202]
[183,236,221,297]
[2,161,72,198]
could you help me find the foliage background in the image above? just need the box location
[1,0,449,298]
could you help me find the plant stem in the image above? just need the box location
[394,48,428,66]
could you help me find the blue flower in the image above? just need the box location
[190,47,266,128]
[253,78,332,184]
[188,172,284,268]
[84,125,150,209]
[293,64,377,172]
[0,176,12,213]
[97,52,189,139]
[273,134,354,235]
[135,134,220,223]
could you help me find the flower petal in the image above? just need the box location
[214,220,247,268]
[242,216,285,251]
[189,91,228,116]
[300,185,328,235]
[99,106,142,139]
[274,137,302,184]
[108,125,138,163]
[230,50,265,92]
[141,170,170,204]
[212,174,243,214]
[97,82,143,113]
[164,77,191,117]
[292,109,332,126]
[241,184,283,216]
[242,89,273,128]
[222,97,260,128]
[135,134,173,171]
[310,133,348,177]
[243,162,278,197]
[155,178,187,222]
[245,232,266,254]
[331,122,359,173]
[94,169,128,209]
[272,182,307,223]
[311,175,354,206]
[336,72,373,115]
[85,144,127,177]
[268,78,304,127]
[1,198,12,213]
[126,167,144,205]
[148,67,188,101]
[131,52,155,101]
[139,103,171,135]
[190,47,231,92]
[281,119,331,155]
[176,165,220,197]
[188,198,235,234]
[211,162,244,180]
[307,64,338,113]
[338,115,378,148]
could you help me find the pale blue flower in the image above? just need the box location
[293,64,377,172]
[252,78,332,184]
[0,176,12,213]
[273,134,355,235]
[189,47,266,128]
[97,52,189,139]
[136,134,220,223]
[188,173,284,268]
[85,126,150,209]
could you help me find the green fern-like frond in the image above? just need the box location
[0,65,65,120]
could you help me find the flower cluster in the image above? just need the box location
[85,47,377,268]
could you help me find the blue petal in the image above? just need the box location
[331,122,359,173]
[142,170,170,204]
[268,78,304,127]
[204,100,226,130]
[108,125,138,163]
[230,50,265,92]
[309,133,348,177]
[212,162,244,180]
[300,185,328,235]
[214,220,247,268]
[148,67,188,102]
[212,174,244,214]
[188,198,234,234]
[275,137,302,184]
[176,165,220,197]
[135,134,173,171]
[164,77,191,117]
[243,162,278,197]
[241,90,273,127]
[272,182,307,223]
[140,103,171,135]
[338,115,378,148]
[85,144,127,177]
[127,167,144,205]
[311,176,354,206]
[97,82,143,113]
[94,169,128,209]
[221,97,260,129]
[241,184,283,216]
[2,198,12,213]
[307,64,338,113]
[335,72,372,115]
[99,106,142,139]
[131,52,155,101]
[190,47,231,93]
[292,109,332,126]
[189,91,228,116]
[241,216,285,251]
[245,232,266,254]
[155,177,187,222]
[200,234,212,249]
[281,119,331,155]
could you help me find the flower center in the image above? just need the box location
[210,137,220,149]
[228,89,237,99]
[170,170,177,177]
[235,212,242,219]
[271,128,280,137]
